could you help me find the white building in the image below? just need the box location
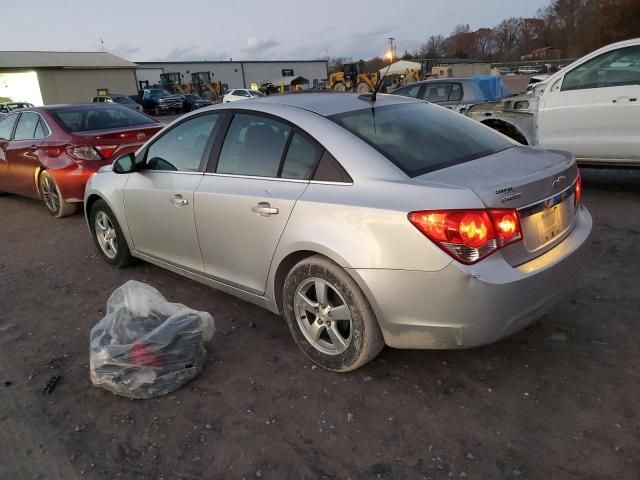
[135,60,328,91]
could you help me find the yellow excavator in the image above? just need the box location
[327,62,380,93]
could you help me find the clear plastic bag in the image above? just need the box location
[90,280,215,399]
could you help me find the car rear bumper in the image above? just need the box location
[351,205,592,349]
[50,162,110,202]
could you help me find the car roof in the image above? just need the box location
[249,92,418,117]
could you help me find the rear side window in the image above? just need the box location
[0,114,18,140]
[331,103,513,177]
[14,112,40,140]
[217,114,291,177]
[280,132,320,180]
[51,105,156,132]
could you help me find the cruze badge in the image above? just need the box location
[552,175,566,189]
[137,132,146,140]
[496,186,521,203]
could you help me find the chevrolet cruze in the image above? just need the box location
[84,93,592,371]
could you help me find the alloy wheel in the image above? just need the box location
[41,175,59,214]
[94,211,118,259]
[294,277,353,355]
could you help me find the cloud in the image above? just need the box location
[151,46,230,62]
[109,43,139,59]
[242,37,279,55]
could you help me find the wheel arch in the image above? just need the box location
[481,119,529,145]
[269,248,386,331]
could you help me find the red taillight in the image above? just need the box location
[66,145,118,161]
[94,145,119,160]
[408,209,523,264]
[574,170,582,207]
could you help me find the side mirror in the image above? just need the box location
[113,153,137,174]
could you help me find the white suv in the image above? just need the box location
[223,89,265,103]
[467,38,640,166]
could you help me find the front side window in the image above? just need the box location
[331,103,513,177]
[0,114,18,140]
[14,112,41,140]
[217,114,291,177]
[562,45,640,91]
[146,114,219,172]
[281,132,320,179]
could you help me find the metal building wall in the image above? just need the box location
[135,61,328,90]
[37,69,138,104]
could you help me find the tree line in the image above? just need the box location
[325,0,640,72]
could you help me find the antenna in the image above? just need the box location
[370,62,392,102]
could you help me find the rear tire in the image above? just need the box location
[39,170,77,218]
[154,106,161,116]
[283,255,384,372]
[89,199,134,268]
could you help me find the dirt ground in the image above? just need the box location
[0,168,638,480]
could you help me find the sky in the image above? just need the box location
[2,0,550,61]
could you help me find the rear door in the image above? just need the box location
[195,112,319,294]
[0,113,19,191]
[5,112,48,197]
[123,112,220,271]
[538,44,640,161]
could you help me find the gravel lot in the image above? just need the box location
[0,168,638,480]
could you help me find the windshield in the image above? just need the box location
[113,96,136,104]
[51,105,156,132]
[330,103,513,177]
[150,90,172,98]
[185,94,201,100]
[250,90,265,97]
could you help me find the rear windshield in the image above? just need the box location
[330,103,513,177]
[51,105,156,132]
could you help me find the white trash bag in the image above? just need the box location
[90,280,215,399]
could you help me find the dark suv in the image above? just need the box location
[135,89,183,116]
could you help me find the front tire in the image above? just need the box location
[39,170,77,218]
[356,82,372,93]
[89,199,134,268]
[332,82,347,92]
[283,255,384,372]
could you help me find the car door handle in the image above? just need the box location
[170,194,189,207]
[252,202,279,216]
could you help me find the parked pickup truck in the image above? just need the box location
[134,89,184,116]
[466,38,640,167]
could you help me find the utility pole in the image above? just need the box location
[387,37,396,62]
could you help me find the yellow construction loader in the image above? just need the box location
[327,62,380,93]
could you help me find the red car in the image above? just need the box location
[0,104,163,217]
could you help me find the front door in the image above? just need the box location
[123,112,220,271]
[6,112,48,197]
[0,113,19,192]
[195,113,321,294]
[538,44,640,161]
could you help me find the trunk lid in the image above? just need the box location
[414,146,580,266]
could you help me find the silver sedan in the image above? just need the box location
[84,93,592,371]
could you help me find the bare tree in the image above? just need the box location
[419,35,446,58]
[494,18,522,61]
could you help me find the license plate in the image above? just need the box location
[540,206,562,242]
[520,195,575,252]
